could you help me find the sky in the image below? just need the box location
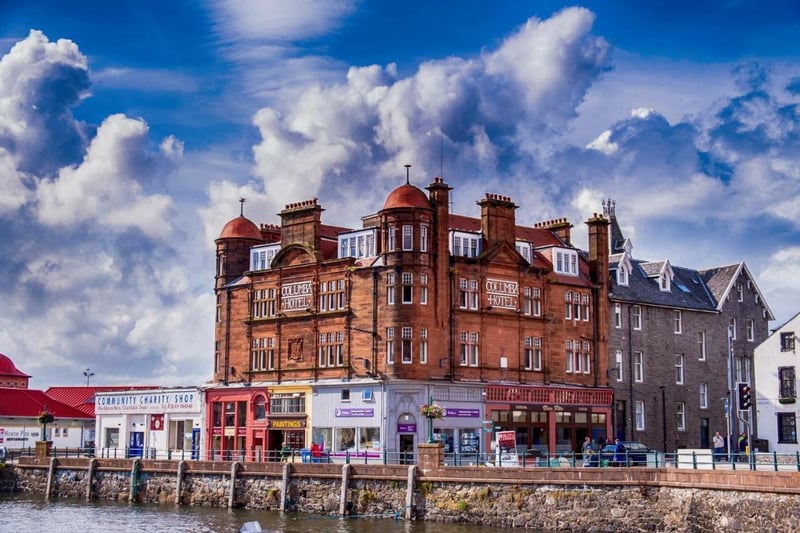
[2,1,800,389]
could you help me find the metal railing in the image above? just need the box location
[5,446,799,472]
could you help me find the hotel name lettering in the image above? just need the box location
[281,281,313,311]
[485,279,518,309]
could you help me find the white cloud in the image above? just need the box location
[212,0,358,42]
[0,29,90,176]
[36,113,176,239]
[242,7,610,222]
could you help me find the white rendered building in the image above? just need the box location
[753,312,800,453]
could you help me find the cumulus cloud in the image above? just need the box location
[237,7,611,226]
[0,29,90,177]
[0,29,213,388]
[36,113,177,239]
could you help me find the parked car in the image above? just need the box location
[598,441,653,466]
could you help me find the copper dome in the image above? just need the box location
[383,184,430,210]
[218,216,263,241]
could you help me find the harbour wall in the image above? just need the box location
[6,445,800,532]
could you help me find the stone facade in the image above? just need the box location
[7,455,800,531]
[209,177,614,461]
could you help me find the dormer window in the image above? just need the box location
[553,248,579,276]
[616,253,632,286]
[618,264,627,285]
[450,231,482,258]
[251,244,280,271]
[659,261,674,292]
[338,228,377,259]
[515,241,532,263]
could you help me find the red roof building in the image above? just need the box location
[0,352,30,389]
[45,386,161,417]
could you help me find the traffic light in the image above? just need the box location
[737,382,752,411]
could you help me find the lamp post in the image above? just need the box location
[660,386,667,453]
[427,396,435,443]
[83,368,95,386]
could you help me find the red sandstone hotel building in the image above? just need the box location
[207,175,612,461]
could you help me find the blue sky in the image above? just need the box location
[2,1,799,388]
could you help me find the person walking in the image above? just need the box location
[581,436,593,458]
[613,438,626,467]
[737,432,747,462]
[712,432,725,462]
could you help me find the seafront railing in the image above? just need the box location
[4,446,800,471]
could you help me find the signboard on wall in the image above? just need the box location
[96,390,199,414]
[150,414,164,431]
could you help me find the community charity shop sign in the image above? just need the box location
[95,389,199,414]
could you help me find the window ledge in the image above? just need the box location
[778,397,796,404]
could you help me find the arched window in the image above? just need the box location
[254,395,267,420]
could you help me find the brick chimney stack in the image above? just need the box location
[426,176,452,329]
[478,193,517,247]
[279,199,324,251]
[586,212,610,385]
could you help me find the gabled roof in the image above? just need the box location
[0,388,93,419]
[700,262,775,320]
[45,386,160,417]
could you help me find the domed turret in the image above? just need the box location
[215,200,265,288]
[0,352,31,388]
[383,183,430,210]
[218,216,262,241]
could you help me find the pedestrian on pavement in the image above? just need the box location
[713,432,725,462]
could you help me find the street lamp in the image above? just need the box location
[83,368,95,386]
[660,386,667,453]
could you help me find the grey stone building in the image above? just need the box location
[603,200,773,453]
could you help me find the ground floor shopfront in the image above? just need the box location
[201,381,612,462]
[95,387,203,459]
[484,384,614,456]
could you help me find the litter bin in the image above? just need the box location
[300,448,311,463]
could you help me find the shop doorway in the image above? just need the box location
[129,431,144,458]
[399,434,414,464]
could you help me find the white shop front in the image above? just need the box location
[95,387,204,460]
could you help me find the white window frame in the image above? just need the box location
[631,305,642,330]
[729,318,737,340]
[402,225,413,251]
[614,303,622,328]
[698,331,706,361]
[401,272,413,304]
[387,272,396,305]
[737,283,744,302]
[674,310,682,334]
[699,383,708,409]
[387,225,396,251]
[635,400,646,431]
[677,402,686,431]
[675,354,684,385]
[420,273,428,305]
[401,326,413,363]
[386,327,395,364]
[614,350,623,382]
[420,225,429,253]
[747,319,754,342]
[634,351,644,382]
[419,328,428,364]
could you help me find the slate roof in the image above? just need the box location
[610,254,719,311]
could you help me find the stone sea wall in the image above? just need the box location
[7,447,800,532]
